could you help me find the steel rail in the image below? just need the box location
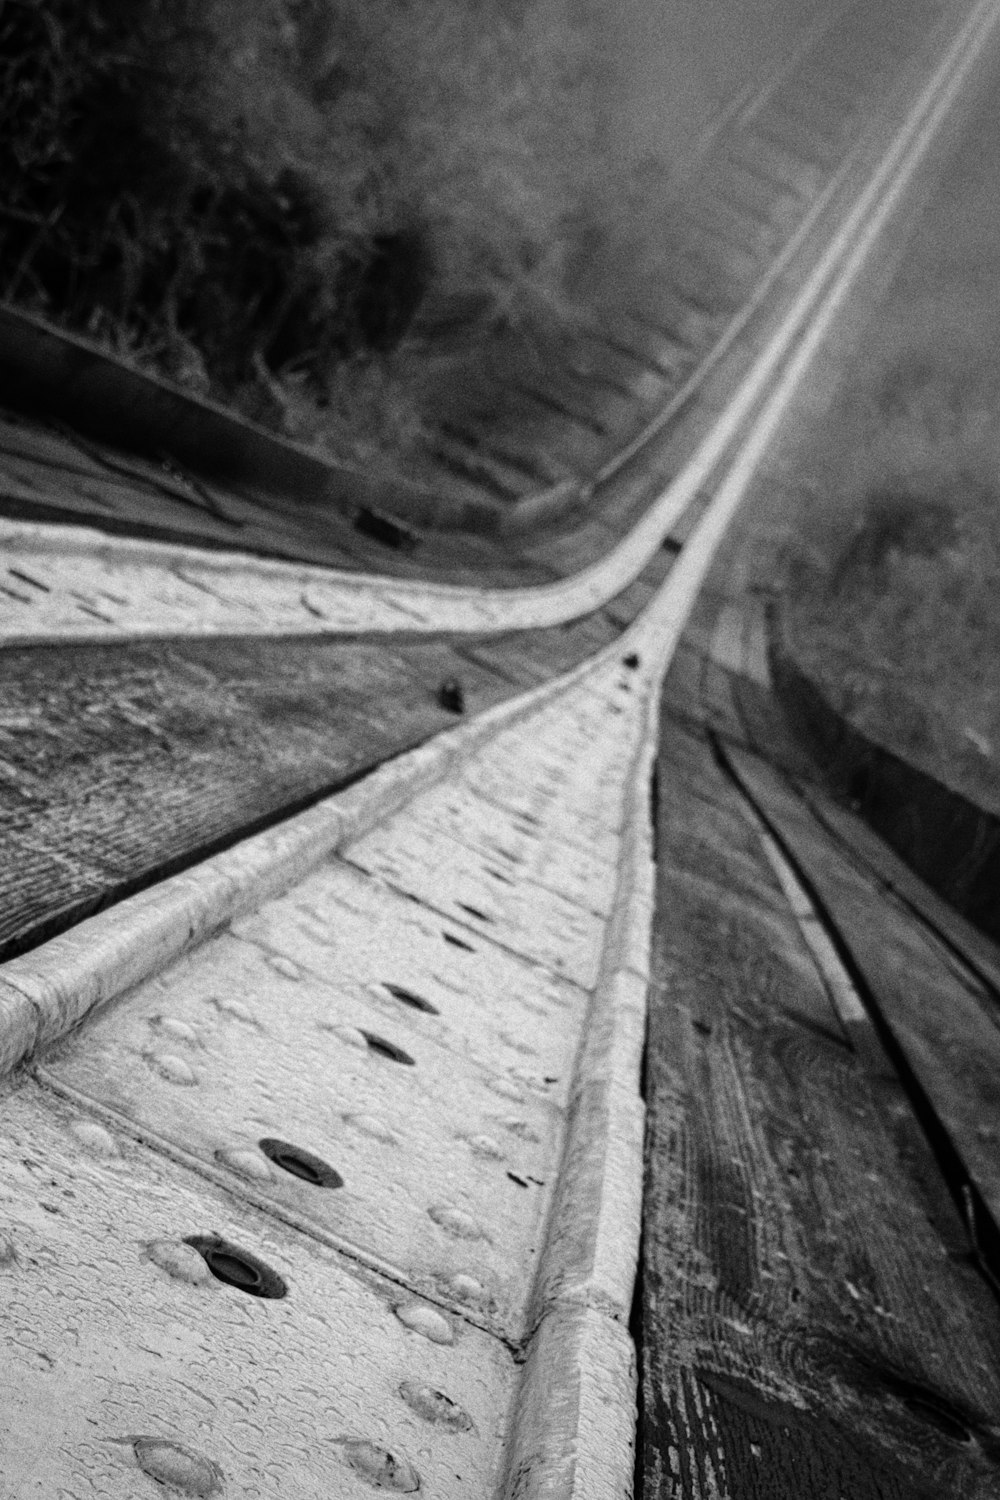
[1,0,997,649]
[2,8,1000,1494]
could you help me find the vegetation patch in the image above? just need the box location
[782,359,1000,816]
[0,0,610,464]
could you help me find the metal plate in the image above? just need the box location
[38,857,584,1340]
[361,778,621,918]
[37,660,646,1339]
[346,666,643,987]
[346,810,607,988]
[456,673,642,839]
[0,1077,515,1498]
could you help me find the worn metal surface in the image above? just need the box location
[0,632,524,962]
[3,8,1000,1494]
[727,743,1000,1249]
[0,1075,516,1498]
[0,606,666,1500]
[345,678,640,988]
[38,864,581,1339]
[34,652,650,1356]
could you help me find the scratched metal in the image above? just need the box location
[37,907,576,1340]
[346,663,646,986]
[359,777,621,918]
[346,816,606,988]
[37,658,649,1339]
[0,1077,516,1498]
[455,673,642,845]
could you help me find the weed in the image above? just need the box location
[783,362,1000,813]
[0,0,611,462]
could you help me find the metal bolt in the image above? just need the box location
[68,1119,120,1157]
[145,1239,214,1287]
[340,1439,420,1492]
[445,1272,485,1307]
[321,1023,368,1049]
[152,1017,199,1045]
[428,1204,485,1240]
[144,1052,198,1087]
[399,1381,475,1431]
[344,1112,400,1146]
[209,996,257,1025]
[267,955,301,981]
[215,1146,275,1183]
[132,1438,223,1496]
[466,1134,505,1160]
[395,1302,454,1344]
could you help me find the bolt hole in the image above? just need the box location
[183,1235,287,1298]
[383,983,439,1016]
[437,679,465,714]
[457,902,492,923]
[443,932,475,952]
[362,1031,415,1065]
[258,1138,343,1188]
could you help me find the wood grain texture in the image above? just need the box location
[0,509,687,963]
[0,632,529,960]
[642,714,1000,1499]
[798,783,1000,1001]
[725,743,1000,1250]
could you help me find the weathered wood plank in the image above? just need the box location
[642,712,1000,1498]
[797,781,1000,1001]
[0,635,507,960]
[724,742,1000,1246]
[0,605,629,960]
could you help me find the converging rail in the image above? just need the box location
[1,0,1000,1494]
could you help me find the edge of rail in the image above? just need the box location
[0,552,664,1498]
[0,599,641,1079]
[496,661,658,1500]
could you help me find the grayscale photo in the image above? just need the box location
[0,0,997,1493]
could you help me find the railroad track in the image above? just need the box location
[2,0,1000,1494]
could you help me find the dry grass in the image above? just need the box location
[0,0,610,464]
[783,357,1000,813]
